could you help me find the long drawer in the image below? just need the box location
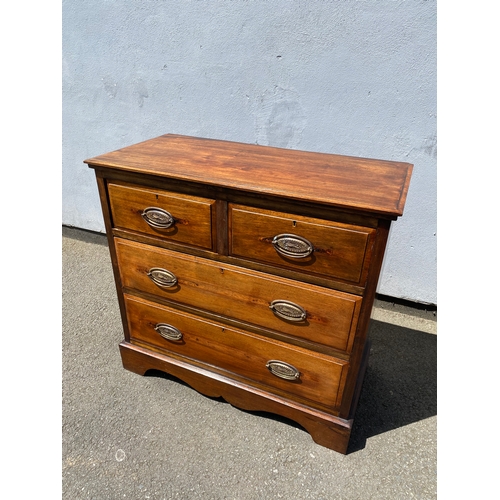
[116,238,362,352]
[229,204,375,285]
[108,182,216,250]
[124,294,349,409]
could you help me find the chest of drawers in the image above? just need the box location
[85,134,412,453]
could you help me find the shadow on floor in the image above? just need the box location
[347,320,437,453]
[63,225,108,246]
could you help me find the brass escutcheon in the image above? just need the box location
[272,233,314,259]
[266,360,300,381]
[147,268,178,288]
[269,300,307,322]
[141,207,175,229]
[154,323,183,341]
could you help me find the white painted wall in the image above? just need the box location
[63,0,436,305]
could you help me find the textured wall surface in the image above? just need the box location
[63,0,436,304]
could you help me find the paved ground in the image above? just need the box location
[62,226,437,499]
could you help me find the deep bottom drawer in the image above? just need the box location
[124,294,349,410]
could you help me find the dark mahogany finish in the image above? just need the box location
[85,134,412,453]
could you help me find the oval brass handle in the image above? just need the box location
[272,234,314,259]
[141,207,175,229]
[269,300,307,322]
[266,360,300,381]
[147,268,178,288]
[154,323,183,341]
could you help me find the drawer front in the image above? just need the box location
[108,182,215,250]
[229,204,374,284]
[125,294,349,409]
[116,238,362,352]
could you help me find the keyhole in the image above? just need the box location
[292,220,297,227]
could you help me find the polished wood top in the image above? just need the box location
[85,134,412,219]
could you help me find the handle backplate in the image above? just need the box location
[154,323,183,341]
[147,267,178,288]
[269,300,307,322]
[141,207,175,229]
[266,360,300,381]
[272,233,313,259]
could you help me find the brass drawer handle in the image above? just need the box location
[147,267,178,288]
[272,233,314,259]
[154,323,183,341]
[141,207,175,229]
[269,300,307,322]
[266,360,300,381]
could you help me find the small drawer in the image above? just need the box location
[116,239,362,352]
[125,294,349,409]
[108,182,215,250]
[229,204,375,285]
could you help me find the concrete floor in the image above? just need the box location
[62,226,436,499]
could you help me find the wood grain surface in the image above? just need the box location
[85,134,413,218]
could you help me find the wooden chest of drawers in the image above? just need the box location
[85,134,412,453]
